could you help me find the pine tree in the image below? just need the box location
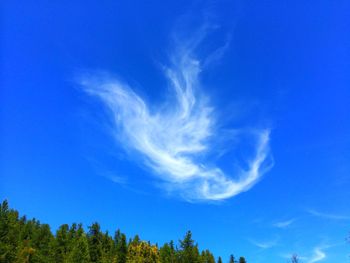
[178,231,200,263]
[101,230,115,263]
[160,242,176,263]
[115,229,128,263]
[0,200,20,262]
[67,233,90,263]
[200,249,215,263]
[88,222,103,263]
[53,224,70,263]
[1,200,250,263]
[31,223,54,262]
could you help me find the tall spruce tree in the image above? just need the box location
[115,229,127,263]
[200,249,215,263]
[88,222,103,262]
[178,231,200,263]
[67,233,90,263]
[53,224,70,263]
[0,200,20,262]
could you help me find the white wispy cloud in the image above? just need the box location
[79,28,272,201]
[308,247,326,263]
[307,209,350,220]
[282,243,336,263]
[249,236,279,249]
[273,218,296,228]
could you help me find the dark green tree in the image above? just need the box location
[31,223,54,262]
[200,249,215,263]
[67,233,90,263]
[101,230,115,262]
[0,200,20,262]
[1,200,248,263]
[115,229,127,263]
[53,224,70,262]
[88,222,103,262]
[178,231,200,263]
[160,242,177,263]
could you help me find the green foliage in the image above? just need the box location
[88,223,103,262]
[159,242,176,263]
[67,233,90,263]
[0,200,20,262]
[0,200,247,263]
[200,250,215,263]
[115,229,127,263]
[126,241,159,263]
[178,231,200,263]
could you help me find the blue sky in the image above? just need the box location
[1,0,350,262]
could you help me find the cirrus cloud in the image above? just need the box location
[79,29,273,201]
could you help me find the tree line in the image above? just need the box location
[0,200,247,263]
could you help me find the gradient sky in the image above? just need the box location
[1,1,350,262]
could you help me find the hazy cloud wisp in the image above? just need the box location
[80,31,272,201]
[307,209,350,220]
[308,247,326,263]
[273,219,296,228]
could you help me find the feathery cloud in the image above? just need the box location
[308,247,326,263]
[307,209,350,220]
[273,218,295,228]
[248,235,279,250]
[80,28,272,201]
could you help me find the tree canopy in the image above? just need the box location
[0,200,246,263]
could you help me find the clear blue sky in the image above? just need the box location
[1,0,350,262]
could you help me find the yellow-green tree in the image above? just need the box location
[126,241,159,263]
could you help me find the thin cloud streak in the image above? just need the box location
[308,247,326,263]
[80,29,272,201]
[307,209,350,220]
[249,238,279,249]
[273,218,295,228]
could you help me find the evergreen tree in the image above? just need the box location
[15,241,36,263]
[0,200,249,263]
[0,200,20,262]
[101,230,115,263]
[178,231,200,263]
[200,249,215,263]
[88,222,103,262]
[53,224,70,263]
[160,242,176,263]
[115,229,127,263]
[130,234,141,246]
[67,233,90,263]
[31,223,54,262]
